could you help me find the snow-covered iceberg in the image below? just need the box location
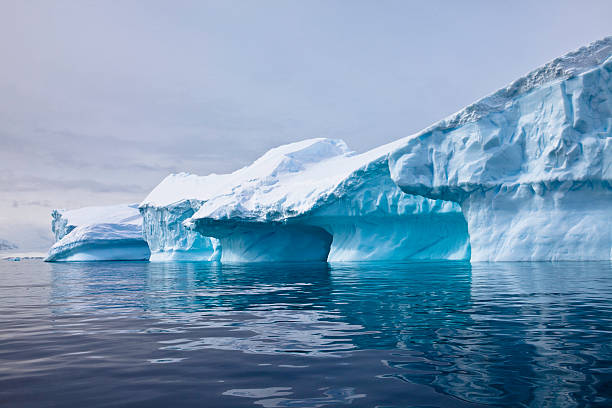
[45,204,150,262]
[144,138,470,262]
[389,37,612,261]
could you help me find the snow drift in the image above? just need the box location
[389,37,612,261]
[45,204,150,262]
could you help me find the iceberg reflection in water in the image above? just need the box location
[0,260,610,407]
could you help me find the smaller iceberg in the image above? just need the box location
[45,204,150,262]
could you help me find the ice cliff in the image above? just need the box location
[45,204,150,262]
[139,185,219,262]
[144,138,470,262]
[389,37,612,261]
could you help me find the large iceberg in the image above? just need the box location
[144,138,470,262]
[389,37,612,261]
[51,38,611,263]
[45,204,150,262]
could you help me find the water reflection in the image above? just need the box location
[42,260,612,407]
[145,262,362,355]
[467,262,612,406]
[223,387,365,408]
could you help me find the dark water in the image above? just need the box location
[1,260,611,407]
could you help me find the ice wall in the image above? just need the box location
[389,37,612,261]
[140,176,220,261]
[140,199,218,261]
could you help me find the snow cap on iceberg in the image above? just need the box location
[141,138,352,209]
[51,203,143,241]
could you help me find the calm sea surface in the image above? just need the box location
[0,260,611,407]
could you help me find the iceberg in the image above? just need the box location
[144,138,470,262]
[45,204,150,262]
[389,37,612,261]
[51,38,611,264]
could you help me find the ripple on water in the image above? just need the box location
[0,259,610,407]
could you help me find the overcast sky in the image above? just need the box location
[1,0,611,251]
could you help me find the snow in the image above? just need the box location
[389,37,612,261]
[46,204,150,262]
[142,138,469,262]
[142,138,353,209]
[51,203,142,241]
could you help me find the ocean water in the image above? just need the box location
[1,260,611,407]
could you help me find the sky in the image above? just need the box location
[1,0,611,251]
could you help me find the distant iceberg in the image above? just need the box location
[45,204,150,262]
[144,138,470,262]
[389,37,612,261]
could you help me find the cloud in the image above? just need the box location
[0,238,18,250]
[12,200,52,208]
[0,173,148,194]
